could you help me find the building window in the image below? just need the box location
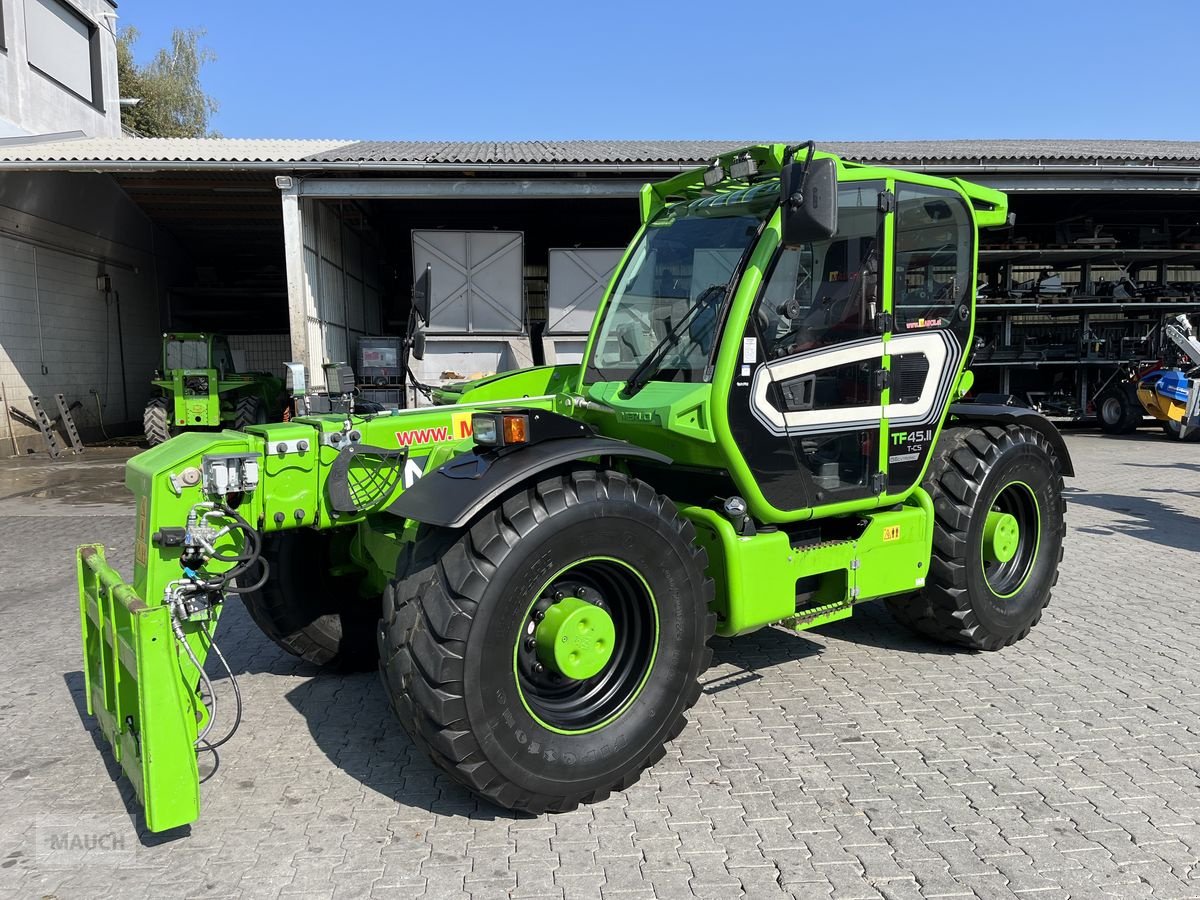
[24,0,104,109]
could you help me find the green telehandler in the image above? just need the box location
[143,332,287,445]
[77,144,1071,832]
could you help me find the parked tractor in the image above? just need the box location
[143,332,286,445]
[77,144,1071,832]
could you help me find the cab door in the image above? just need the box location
[884,182,975,493]
[728,180,891,512]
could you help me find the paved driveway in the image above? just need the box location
[1,433,1198,899]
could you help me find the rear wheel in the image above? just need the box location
[1163,419,1200,442]
[143,396,173,446]
[233,395,268,430]
[887,425,1066,650]
[1096,383,1142,434]
[240,530,379,670]
[378,470,714,813]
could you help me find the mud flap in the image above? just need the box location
[77,544,202,832]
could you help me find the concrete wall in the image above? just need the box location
[0,171,182,454]
[0,0,121,138]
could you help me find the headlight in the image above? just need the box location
[472,412,528,448]
[472,414,499,445]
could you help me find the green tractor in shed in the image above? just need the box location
[77,144,1070,832]
[143,332,287,445]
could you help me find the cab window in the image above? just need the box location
[756,182,883,360]
[893,184,972,334]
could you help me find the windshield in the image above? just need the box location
[165,339,209,370]
[587,201,771,384]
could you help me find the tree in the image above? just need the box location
[117,27,219,138]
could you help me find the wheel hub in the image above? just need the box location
[535,596,616,681]
[983,510,1020,564]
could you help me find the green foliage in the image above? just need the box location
[116,26,218,138]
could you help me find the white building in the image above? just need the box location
[0,0,176,453]
[0,0,121,138]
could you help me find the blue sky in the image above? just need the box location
[116,0,1200,141]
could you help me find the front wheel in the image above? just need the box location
[233,395,268,430]
[143,396,173,446]
[378,470,714,813]
[240,530,379,670]
[1163,419,1200,442]
[1096,383,1142,434]
[887,425,1066,650]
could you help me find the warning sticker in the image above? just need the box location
[742,337,757,364]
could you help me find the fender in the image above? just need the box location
[388,436,672,529]
[947,402,1074,476]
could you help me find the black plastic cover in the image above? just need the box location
[947,402,1075,476]
[387,437,672,529]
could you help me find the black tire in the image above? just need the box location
[1163,419,1200,442]
[378,470,715,813]
[233,395,268,430]
[143,396,173,446]
[886,425,1066,651]
[240,530,379,670]
[1096,383,1142,434]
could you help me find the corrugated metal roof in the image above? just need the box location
[307,140,747,164]
[3,136,1200,168]
[823,140,1200,164]
[0,136,351,162]
[309,139,1200,166]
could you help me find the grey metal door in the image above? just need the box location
[412,231,525,333]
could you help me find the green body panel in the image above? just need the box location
[681,492,934,637]
[431,364,580,406]
[579,382,723,467]
[78,145,1012,831]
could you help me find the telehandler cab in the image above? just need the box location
[76,144,1070,832]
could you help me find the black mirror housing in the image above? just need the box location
[780,156,838,247]
[412,263,432,324]
[411,327,426,361]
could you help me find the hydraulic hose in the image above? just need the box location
[171,614,217,746]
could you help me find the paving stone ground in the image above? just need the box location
[1,432,1199,899]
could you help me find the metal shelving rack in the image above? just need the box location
[973,248,1200,418]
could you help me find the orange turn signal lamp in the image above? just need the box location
[471,412,529,447]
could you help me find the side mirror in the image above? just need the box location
[780,156,838,247]
[412,263,432,324]
[411,327,426,361]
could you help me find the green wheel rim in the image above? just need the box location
[513,556,659,736]
[982,510,1020,564]
[981,481,1041,598]
[534,596,617,681]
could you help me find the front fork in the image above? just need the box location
[78,545,223,832]
[76,498,257,832]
